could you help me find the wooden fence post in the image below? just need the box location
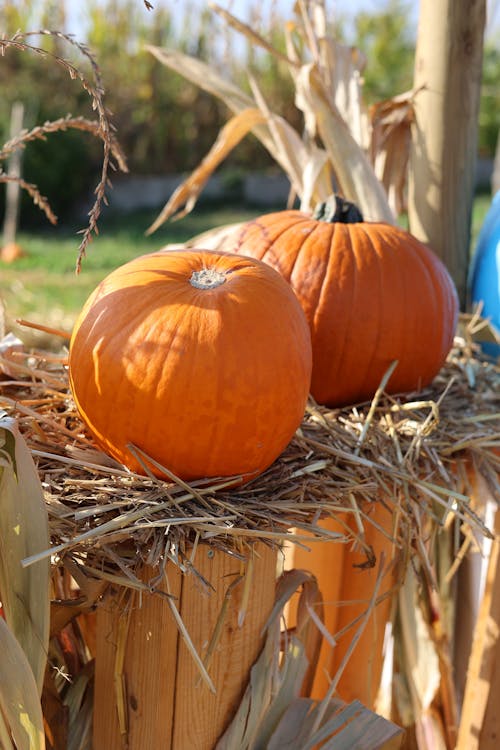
[407,0,486,306]
[93,543,277,750]
[2,102,24,249]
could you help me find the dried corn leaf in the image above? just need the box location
[292,63,394,223]
[0,617,45,750]
[67,689,92,750]
[215,612,280,749]
[209,2,293,68]
[247,73,331,211]
[0,710,15,750]
[369,92,416,215]
[65,668,93,750]
[393,564,445,747]
[146,45,254,112]
[164,222,246,252]
[148,4,396,225]
[320,42,369,149]
[0,416,50,695]
[147,107,267,233]
[287,4,369,149]
[146,45,333,218]
[266,697,313,748]
[217,569,403,749]
[306,699,403,750]
[252,636,309,748]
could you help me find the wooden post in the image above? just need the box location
[284,517,346,699]
[2,102,24,248]
[284,501,396,711]
[328,502,396,711]
[93,543,277,750]
[493,130,500,195]
[456,472,500,750]
[407,0,486,306]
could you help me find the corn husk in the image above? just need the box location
[0,617,45,750]
[146,1,398,227]
[0,415,50,694]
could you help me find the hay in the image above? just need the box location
[0,315,498,595]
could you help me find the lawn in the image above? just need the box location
[0,204,261,348]
[0,193,494,349]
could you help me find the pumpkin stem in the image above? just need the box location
[313,195,364,224]
[190,268,226,289]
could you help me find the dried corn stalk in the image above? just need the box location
[146,0,409,228]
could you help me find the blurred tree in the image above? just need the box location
[479,40,500,156]
[1,0,498,228]
[351,0,416,103]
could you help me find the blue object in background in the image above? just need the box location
[469,190,500,358]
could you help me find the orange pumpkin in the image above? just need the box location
[69,249,312,481]
[228,196,459,407]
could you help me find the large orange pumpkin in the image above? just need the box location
[228,196,459,407]
[69,249,312,481]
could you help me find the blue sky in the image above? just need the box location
[65,0,420,39]
[64,0,498,42]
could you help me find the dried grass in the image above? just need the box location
[0,316,497,598]
[0,318,498,749]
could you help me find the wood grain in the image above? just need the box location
[93,543,277,749]
[283,518,347,699]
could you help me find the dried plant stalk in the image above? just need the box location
[147,1,403,230]
[0,30,128,270]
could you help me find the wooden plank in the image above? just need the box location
[93,566,182,749]
[93,543,277,750]
[456,487,500,750]
[283,517,347,699]
[172,543,277,749]
[407,0,486,305]
[2,101,24,249]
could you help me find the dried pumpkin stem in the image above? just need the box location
[190,268,227,289]
[313,194,364,224]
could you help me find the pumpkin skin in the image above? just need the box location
[68,249,312,482]
[227,200,459,406]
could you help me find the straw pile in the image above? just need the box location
[0,315,498,589]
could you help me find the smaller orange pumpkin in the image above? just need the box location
[69,249,312,482]
[227,195,459,407]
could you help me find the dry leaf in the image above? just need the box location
[0,617,45,750]
[147,107,267,233]
[0,415,50,695]
[370,92,417,215]
[216,568,403,749]
[146,45,333,217]
[162,222,246,252]
[292,63,394,223]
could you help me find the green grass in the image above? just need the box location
[0,205,261,347]
[1,195,495,349]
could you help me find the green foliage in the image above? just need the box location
[479,40,500,155]
[0,205,261,340]
[0,0,498,231]
[351,0,416,103]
